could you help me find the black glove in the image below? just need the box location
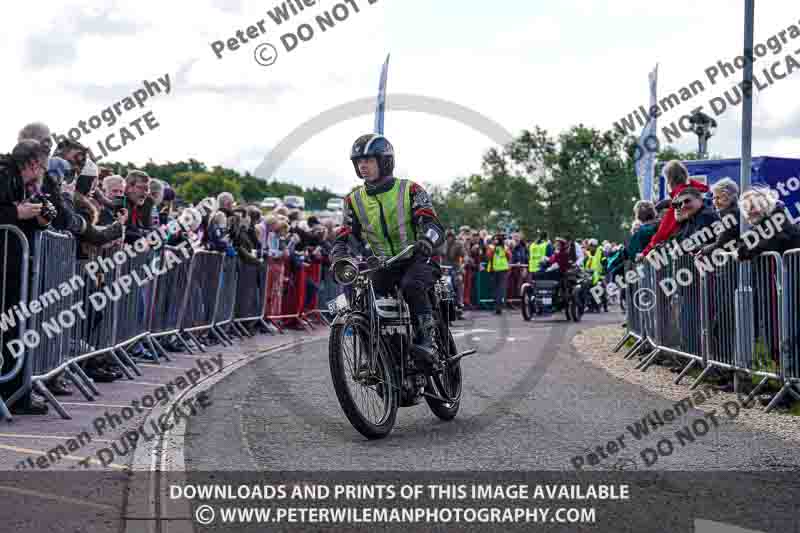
[414,238,433,258]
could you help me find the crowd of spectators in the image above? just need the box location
[616,160,800,405]
[0,122,345,416]
[439,226,623,315]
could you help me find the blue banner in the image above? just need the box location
[374,54,390,135]
[637,64,659,201]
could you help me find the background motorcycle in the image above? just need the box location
[520,265,590,322]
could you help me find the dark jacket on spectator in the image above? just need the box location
[444,239,465,266]
[0,155,48,255]
[701,205,740,256]
[737,205,800,260]
[625,222,658,259]
[548,246,572,273]
[73,194,123,260]
[674,206,720,253]
[125,196,154,245]
[40,173,85,235]
[206,221,229,253]
[643,179,710,255]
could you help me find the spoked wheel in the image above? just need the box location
[521,288,534,322]
[425,325,462,420]
[329,320,397,439]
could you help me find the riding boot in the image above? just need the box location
[411,313,439,372]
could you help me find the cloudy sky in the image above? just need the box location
[3,0,799,195]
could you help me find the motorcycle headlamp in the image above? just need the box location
[333,258,359,286]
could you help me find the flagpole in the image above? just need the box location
[374,53,390,135]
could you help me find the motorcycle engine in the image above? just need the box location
[400,373,427,407]
[386,332,427,407]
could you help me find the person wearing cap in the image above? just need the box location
[486,233,510,315]
[67,159,128,383]
[53,138,90,180]
[671,186,719,254]
[41,153,90,236]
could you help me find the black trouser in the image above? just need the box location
[371,257,435,318]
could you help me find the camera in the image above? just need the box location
[111,195,126,214]
[28,193,58,225]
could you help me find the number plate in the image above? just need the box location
[327,293,349,313]
[541,297,552,305]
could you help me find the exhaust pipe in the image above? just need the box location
[445,349,477,365]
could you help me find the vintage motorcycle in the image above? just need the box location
[327,245,475,439]
[520,265,591,322]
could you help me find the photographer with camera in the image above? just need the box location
[99,174,127,226]
[0,139,55,414]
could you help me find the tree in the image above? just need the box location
[176,172,242,204]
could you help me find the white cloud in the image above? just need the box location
[3,0,800,192]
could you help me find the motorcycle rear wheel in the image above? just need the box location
[329,321,398,439]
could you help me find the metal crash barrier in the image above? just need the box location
[0,229,330,422]
[613,247,800,412]
[0,225,31,420]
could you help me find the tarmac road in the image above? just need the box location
[185,310,800,472]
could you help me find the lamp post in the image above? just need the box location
[689,110,717,159]
[735,0,755,397]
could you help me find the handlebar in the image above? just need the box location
[357,244,416,275]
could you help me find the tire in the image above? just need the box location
[521,288,534,322]
[425,327,462,420]
[571,288,584,322]
[329,321,397,439]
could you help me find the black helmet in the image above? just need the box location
[350,134,394,179]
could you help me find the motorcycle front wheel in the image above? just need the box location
[329,320,398,439]
[521,287,534,322]
[425,327,462,421]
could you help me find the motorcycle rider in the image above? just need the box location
[331,134,446,372]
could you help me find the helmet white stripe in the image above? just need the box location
[362,134,385,155]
